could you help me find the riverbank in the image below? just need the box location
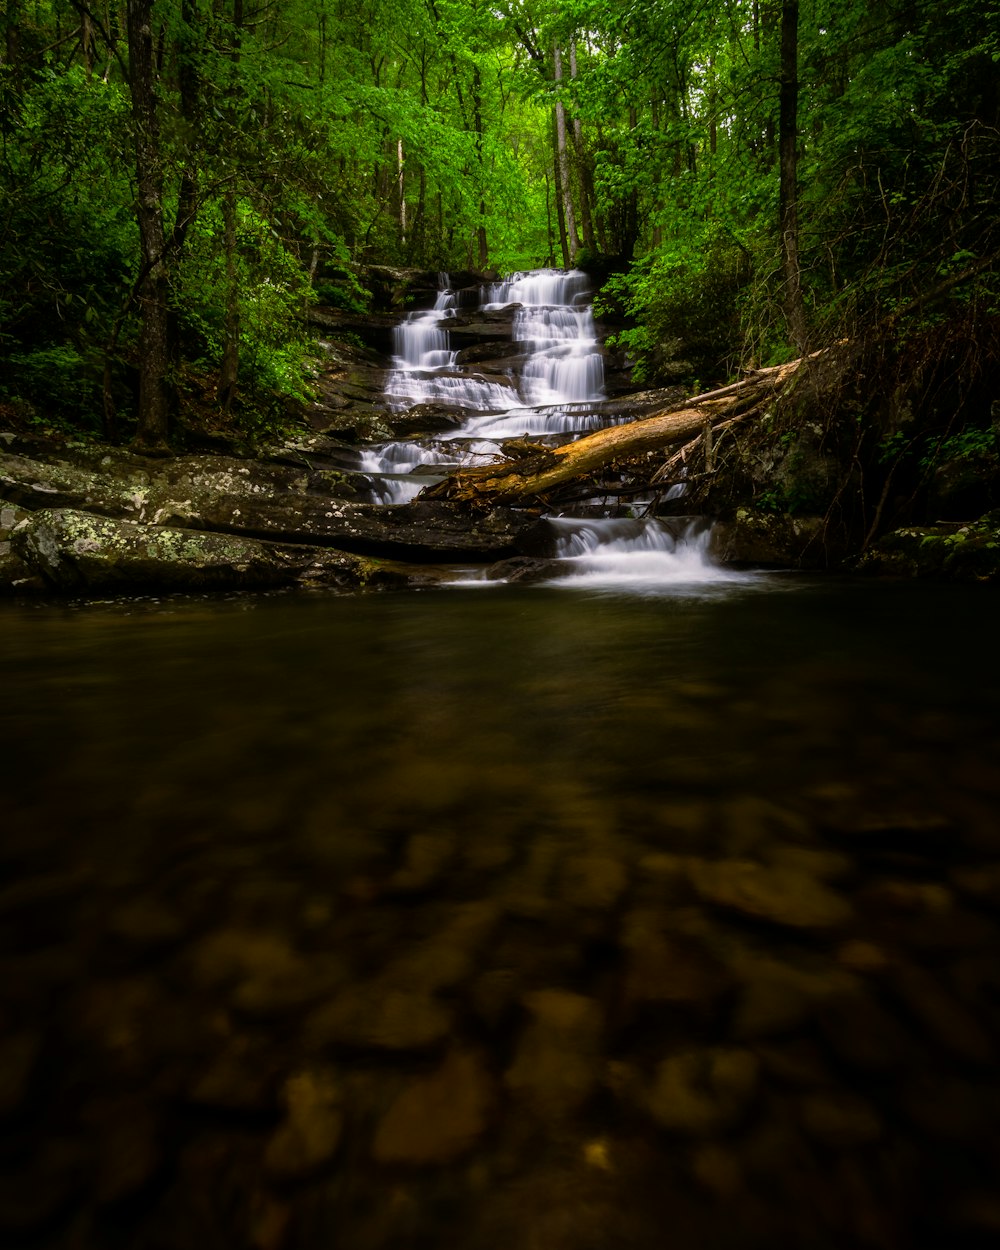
[4,265,1000,596]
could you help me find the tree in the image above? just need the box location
[126,0,172,452]
[778,0,807,352]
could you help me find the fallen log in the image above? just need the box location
[421,356,809,506]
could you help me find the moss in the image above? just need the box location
[860,518,1000,581]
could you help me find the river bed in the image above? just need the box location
[2,575,1000,1249]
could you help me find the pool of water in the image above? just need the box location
[2,577,1000,1249]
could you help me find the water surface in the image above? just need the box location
[2,578,1000,1249]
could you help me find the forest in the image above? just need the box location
[1,0,998,510]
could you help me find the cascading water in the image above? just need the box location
[546,517,748,592]
[365,268,743,588]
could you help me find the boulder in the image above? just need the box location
[0,497,45,592]
[858,516,1000,582]
[709,509,833,569]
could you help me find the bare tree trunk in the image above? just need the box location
[127,0,171,453]
[217,0,244,410]
[473,66,488,268]
[780,0,808,352]
[217,190,240,413]
[397,137,407,244]
[569,40,595,252]
[553,44,578,262]
[551,113,569,267]
[425,359,809,505]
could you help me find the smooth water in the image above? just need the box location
[3,579,1000,1249]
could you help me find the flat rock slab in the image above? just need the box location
[11,508,397,593]
[187,494,546,562]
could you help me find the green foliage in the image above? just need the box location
[599,226,752,381]
[920,427,999,471]
[1,344,103,429]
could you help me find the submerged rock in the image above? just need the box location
[372,1049,494,1165]
[265,1069,343,1179]
[688,857,853,930]
[644,1047,759,1135]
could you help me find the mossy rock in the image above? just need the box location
[859,518,1000,582]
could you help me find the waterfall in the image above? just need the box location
[546,517,747,591]
[365,269,743,590]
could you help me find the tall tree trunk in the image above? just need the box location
[553,44,578,262]
[568,40,596,252]
[217,0,244,410]
[779,0,808,352]
[127,0,171,453]
[397,137,407,244]
[217,191,240,412]
[473,66,488,268]
[551,113,569,267]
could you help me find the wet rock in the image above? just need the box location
[12,507,376,592]
[644,1047,759,1135]
[619,909,732,1013]
[382,901,498,993]
[835,939,893,973]
[720,794,810,856]
[764,844,853,882]
[896,1072,1000,1140]
[0,1030,41,1117]
[689,857,852,930]
[106,897,187,953]
[799,1090,883,1148]
[858,878,955,916]
[730,955,859,1040]
[188,1038,283,1112]
[690,1143,745,1199]
[265,1069,343,1179]
[505,989,604,1118]
[709,510,832,569]
[86,1101,162,1205]
[306,985,452,1052]
[189,494,547,562]
[372,1049,494,1165]
[753,1039,831,1088]
[890,962,994,1064]
[558,853,628,910]
[485,555,561,583]
[0,497,43,592]
[951,861,1000,904]
[192,929,304,989]
[952,1191,1000,1237]
[0,1139,88,1235]
[814,986,916,1071]
[388,831,456,893]
[859,518,1000,582]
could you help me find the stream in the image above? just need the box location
[2,273,1000,1250]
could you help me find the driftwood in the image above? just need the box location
[422,355,812,506]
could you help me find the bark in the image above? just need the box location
[568,41,596,252]
[217,189,240,413]
[127,0,171,453]
[551,111,569,268]
[217,0,244,411]
[423,358,809,506]
[397,137,407,243]
[553,44,578,260]
[780,0,808,353]
[473,66,488,268]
